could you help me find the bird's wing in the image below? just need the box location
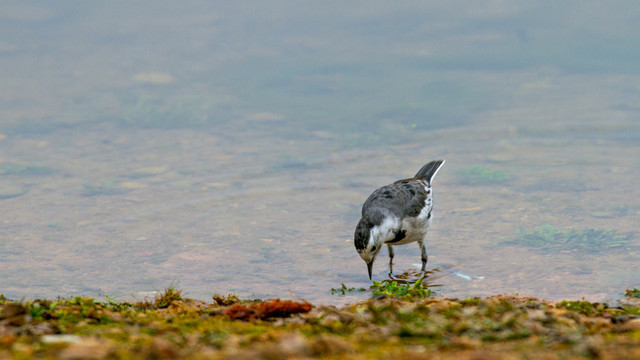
[399,181,431,218]
[362,182,429,219]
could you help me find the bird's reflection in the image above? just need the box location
[386,267,443,288]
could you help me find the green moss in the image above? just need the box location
[370,277,433,300]
[153,287,182,309]
[460,297,482,306]
[102,295,131,312]
[26,300,57,320]
[620,306,640,316]
[503,224,633,253]
[1,289,640,359]
[556,300,609,317]
[458,165,512,185]
[626,288,640,298]
[212,293,241,305]
[331,283,367,295]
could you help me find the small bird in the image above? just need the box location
[354,160,445,280]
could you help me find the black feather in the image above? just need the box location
[393,160,445,185]
[387,229,406,244]
[413,160,445,183]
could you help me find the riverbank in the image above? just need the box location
[1,288,639,359]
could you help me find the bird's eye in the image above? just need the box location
[371,245,377,251]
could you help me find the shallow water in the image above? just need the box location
[1,2,639,305]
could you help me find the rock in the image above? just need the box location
[275,333,311,357]
[0,304,27,326]
[59,338,114,360]
[0,331,17,346]
[617,319,640,332]
[0,304,26,319]
[41,335,82,344]
[28,322,56,336]
[310,334,354,356]
[620,297,640,308]
[254,333,311,359]
[150,337,179,359]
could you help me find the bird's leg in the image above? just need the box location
[418,240,428,272]
[387,244,394,275]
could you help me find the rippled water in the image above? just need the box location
[1,2,639,305]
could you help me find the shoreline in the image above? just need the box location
[1,288,639,359]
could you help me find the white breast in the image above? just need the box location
[370,215,401,244]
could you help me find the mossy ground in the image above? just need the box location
[1,289,640,359]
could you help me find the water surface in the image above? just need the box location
[1,1,639,304]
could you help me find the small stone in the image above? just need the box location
[619,297,640,308]
[0,304,26,319]
[151,337,179,359]
[311,334,353,356]
[41,334,82,344]
[527,309,546,321]
[59,338,113,360]
[450,335,482,349]
[0,332,17,346]
[0,304,27,326]
[10,343,33,356]
[617,318,640,332]
[29,322,56,336]
[257,333,311,359]
[277,333,311,356]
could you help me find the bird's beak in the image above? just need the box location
[367,261,373,280]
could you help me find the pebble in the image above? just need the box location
[617,318,640,332]
[0,304,26,318]
[41,335,82,344]
[311,334,354,355]
[59,339,114,360]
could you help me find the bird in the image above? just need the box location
[354,160,445,280]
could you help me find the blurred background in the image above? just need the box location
[1,1,639,304]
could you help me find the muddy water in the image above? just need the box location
[1,2,639,305]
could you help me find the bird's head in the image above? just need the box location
[354,218,382,280]
[354,210,397,279]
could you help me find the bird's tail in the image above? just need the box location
[394,160,445,185]
[414,160,445,182]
